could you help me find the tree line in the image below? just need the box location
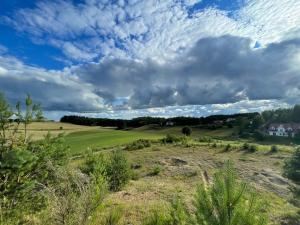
[60,113,259,129]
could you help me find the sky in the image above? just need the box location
[0,0,300,120]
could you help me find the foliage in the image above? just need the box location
[105,149,131,191]
[242,142,249,150]
[249,145,258,153]
[148,165,162,176]
[284,148,300,183]
[224,144,231,152]
[103,207,123,225]
[270,145,279,153]
[182,126,192,136]
[125,139,151,151]
[262,105,300,123]
[41,166,107,225]
[283,148,300,208]
[170,196,190,225]
[142,209,171,225]
[161,134,187,144]
[193,161,268,225]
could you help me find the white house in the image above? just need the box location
[165,121,175,126]
[267,123,300,137]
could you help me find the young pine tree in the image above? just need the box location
[193,161,267,225]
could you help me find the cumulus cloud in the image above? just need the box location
[1,0,300,118]
[0,55,105,111]
[4,0,300,63]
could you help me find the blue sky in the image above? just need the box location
[0,0,300,120]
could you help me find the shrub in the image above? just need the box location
[161,134,187,144]
[270,145,279,153]
[148,165,162,176]
[194,161,268,225]
[182,126,192,136]
[224,144,231,152]
[41,167,107,225]
[125,139,151,151]
[284,147,300,182]
[211,142,217,148]
[80,150,106,176]
[103,207,123,225]
[142,209,171,225]
[106,149,131,191]
[142,162,268,225]
[243,142,249,150]
[249,144,258,153]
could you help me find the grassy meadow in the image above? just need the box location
[11,121,299,224]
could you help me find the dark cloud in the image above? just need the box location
[72,35,300,109]
[1,35,300,112]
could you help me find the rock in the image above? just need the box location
[170,157,188,166]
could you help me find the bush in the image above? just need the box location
[106,149,131,191]
[194,161,268,225]
[211,142,217,148]
[148,165,162,176]
[270,145,279,153]
[182,126,192,136]
[284,148,300,182]
[249,144,258,153]
[161,134,187,144]
[224,144,231,152]
[41,167,107,225]
[243,142,249,150]
[125,139,151,151]
[103,207,123,225]
[142,162,268,225]
[81,149,131,192]
[242,143,257,153]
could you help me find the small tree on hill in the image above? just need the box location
[182,126,192,136]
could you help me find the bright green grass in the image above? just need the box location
[65,128,163,154]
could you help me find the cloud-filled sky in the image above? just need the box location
[0,0,300,120]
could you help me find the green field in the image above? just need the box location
[64,128,163,154]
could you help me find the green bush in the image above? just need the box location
[243,142,249,150]
[142,162,268,225]
[125,139,151,151]
[211,142,217,148]
[194,161,268,225]
[142,209,171,225]
[148,165,162,176]
[103,207,123,225]
[249,144,258,153]
[181,126,192,136]
[284,147,300,183]
[106,149,131,191]
[270,145,279,153]
[161,134,187,144]
[224,144,231,152]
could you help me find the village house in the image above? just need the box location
[165,121,175,126]
[267,123,300,137]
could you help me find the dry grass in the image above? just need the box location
[89,143,299,225]
[12,122,98,140]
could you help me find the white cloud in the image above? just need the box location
[4,0,300,64]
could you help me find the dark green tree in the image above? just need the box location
[182,126,192,136]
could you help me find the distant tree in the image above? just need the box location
[182,126,192,136]
[252,114,264,130]
[294,131,300,143]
